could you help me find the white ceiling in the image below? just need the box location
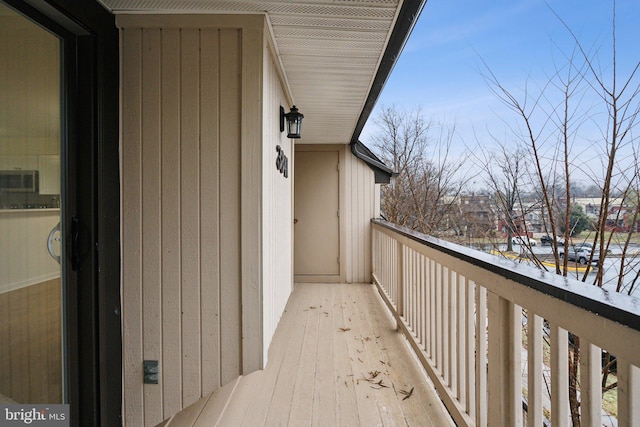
[98,0,405,145]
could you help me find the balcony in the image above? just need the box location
[160,220,640,426]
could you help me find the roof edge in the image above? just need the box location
[350,0,427,144]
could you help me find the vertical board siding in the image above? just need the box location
[121,23,248,426]
[241,23,265,375]
[180,28,203,407]
[218,29,242,386]
[141,28,163,424]
[121,27,144,426]
[160,27,182,417]
[199,28,221,398]
[262,45,293,365]
[343,150,376,283]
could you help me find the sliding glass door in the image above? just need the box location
[0,1,64,405]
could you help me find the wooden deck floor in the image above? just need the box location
[161,283,454,426]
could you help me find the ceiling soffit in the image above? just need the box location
[99,0,403,144]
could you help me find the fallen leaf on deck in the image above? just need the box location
[371,379,389,389]
[399,387,414,400]
[368,370,381,379]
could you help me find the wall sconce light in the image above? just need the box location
[280,105,304,139]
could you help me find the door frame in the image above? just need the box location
[294,144,345,283]
[3,1,121,425]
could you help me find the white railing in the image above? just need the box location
[372,219,640,427]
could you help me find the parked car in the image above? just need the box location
[511,236,537,246]
[559,244,599,264]
[573,242,593,250]
[573,242,612,254]
[540,235,564,245]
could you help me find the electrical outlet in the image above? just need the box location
[143,360,159,384]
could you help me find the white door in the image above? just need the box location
[294,151,340,281]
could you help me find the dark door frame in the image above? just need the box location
[2,1,121,425]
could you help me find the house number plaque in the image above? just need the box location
[276,145,288,178]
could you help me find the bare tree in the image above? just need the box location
[373,105,466,237]
[472,142,535,253]
[479,2,640,424]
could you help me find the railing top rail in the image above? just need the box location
[372,218,640,333]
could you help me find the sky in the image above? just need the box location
[361,0,640,188]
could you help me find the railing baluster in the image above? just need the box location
[418,253,425,348]
[449,269,457,396]
[407,249,412,329]
[442,265,449,384]
[411,249,417,336]
[388,234,392,294]
[476,285,487,427]
[388,234,393,304]
[436,262,443,374]
[580,339,602,427]
[467,279,476,420]
[408,247,412,324]
[527,313,543,427]
[510,303,522,427]
[427,256,433,356]
[551,323,569,426]
[430,258,436,361]
[618,358,640,427]
[397,240,404,318]
[457,274,466,407]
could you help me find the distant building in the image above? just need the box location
[460,194,497,236]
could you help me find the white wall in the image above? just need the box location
[0,210,60,293]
